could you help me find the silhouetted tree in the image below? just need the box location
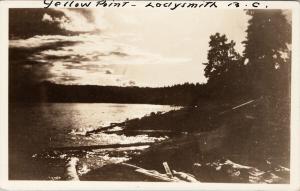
[243,10,291,96]
[203,33,242,95]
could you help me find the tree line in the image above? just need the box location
[10,81,211,105]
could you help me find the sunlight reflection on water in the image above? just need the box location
[10,103,180,180]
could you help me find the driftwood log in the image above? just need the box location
[63,157,80,181]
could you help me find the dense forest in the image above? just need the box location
[9,10,291,105]
[9,81,210,105]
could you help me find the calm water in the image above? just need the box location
[9,103,179,180]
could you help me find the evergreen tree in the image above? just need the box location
[203,33,241,95]
[243,10,291,96]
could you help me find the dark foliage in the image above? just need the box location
[243,10,291,97]
[9,81,211,106]
[203,33,244,97]
[203,10,291,99]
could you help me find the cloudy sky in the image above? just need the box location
[9,8,251,87]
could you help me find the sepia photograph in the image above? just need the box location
[2,2,299,188]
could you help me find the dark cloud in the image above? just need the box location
[63,63,100,71]
[110,51,128,57]
[43,54,91,63]
[8,9,133,87]
[9,9,80,39]
[105,69,112,74]
[43,55,74,61]
[9,40,82,86]
[9,60,56,87]
[10,40,82,61]
[9,40,82,80]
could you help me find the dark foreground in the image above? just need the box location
[69,97,289,183]
[32,97,290,183]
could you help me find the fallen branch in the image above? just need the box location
[121,163,182,182]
